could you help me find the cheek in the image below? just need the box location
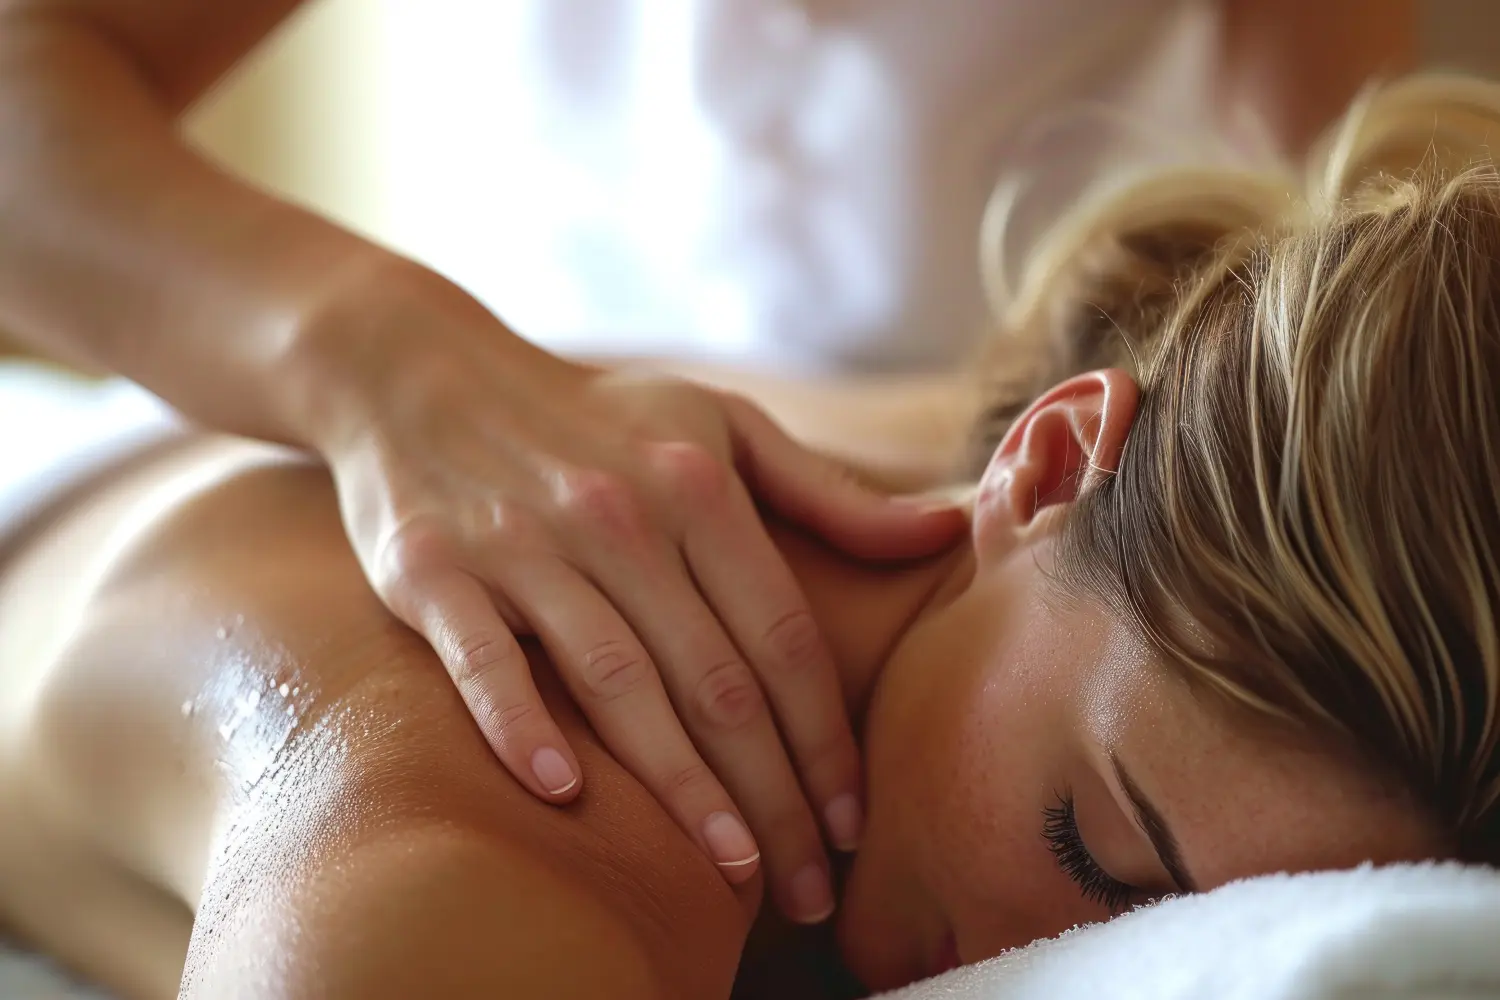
[925,591,1080,868]
[845,581,1090,982]
[909,658,1046,881]
[923,645,1084,946]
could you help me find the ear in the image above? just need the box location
[974,368,1138,538]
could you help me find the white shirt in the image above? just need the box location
[377,0,1221,373]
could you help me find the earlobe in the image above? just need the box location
[974,369,1139,543]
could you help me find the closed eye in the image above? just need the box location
[1041,790,1140,914]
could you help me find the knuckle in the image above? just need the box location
[480,698,540,741]
[376,516,452,589]
[761,609,827,677]
[692,659,766,732]
[659,761,716,799]
[481,500,545,555]
[578,639,651,702]
[553,467,649,543]
[648,440,731,507]
[450,629,520,687]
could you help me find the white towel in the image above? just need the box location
[878,863,1500,1000]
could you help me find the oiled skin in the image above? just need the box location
[0,434,951,999]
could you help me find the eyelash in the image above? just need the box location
[1041,791,1138,915]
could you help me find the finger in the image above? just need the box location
[497,556,765,885]
[582,541,838,924]
[389,568,584,803]
[726,396,968,560]
[648,442,866,854]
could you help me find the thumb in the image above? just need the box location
[726,397,969,560]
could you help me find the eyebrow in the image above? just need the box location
[1108,752,1198,893]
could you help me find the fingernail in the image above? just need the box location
[824,793,864,851]
[790,863,836,924]
[702,811,760,868]
[531,747,578,795]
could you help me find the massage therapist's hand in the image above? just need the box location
[286,261,966,923]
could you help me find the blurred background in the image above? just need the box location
[165,1,1500,361]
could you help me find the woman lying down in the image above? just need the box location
[3,74,1499,999]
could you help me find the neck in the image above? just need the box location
[765,519,974,721]
[734,522,971,998]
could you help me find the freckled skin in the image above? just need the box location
[840,537,1441,992]
[0,431,1446,998]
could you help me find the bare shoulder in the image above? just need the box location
[3,440,753,998]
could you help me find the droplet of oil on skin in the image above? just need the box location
[215,615,246,642]
[204,643,310,820]
[216,688,261,742]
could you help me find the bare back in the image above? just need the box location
[0,436,754,998]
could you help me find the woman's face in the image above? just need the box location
[837,432,1444,993]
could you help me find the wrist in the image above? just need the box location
[267,251,592,457]
[256,245,398,453]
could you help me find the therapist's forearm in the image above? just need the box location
[0,3,411,445]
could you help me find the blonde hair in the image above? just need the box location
[979,73,1500,859]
